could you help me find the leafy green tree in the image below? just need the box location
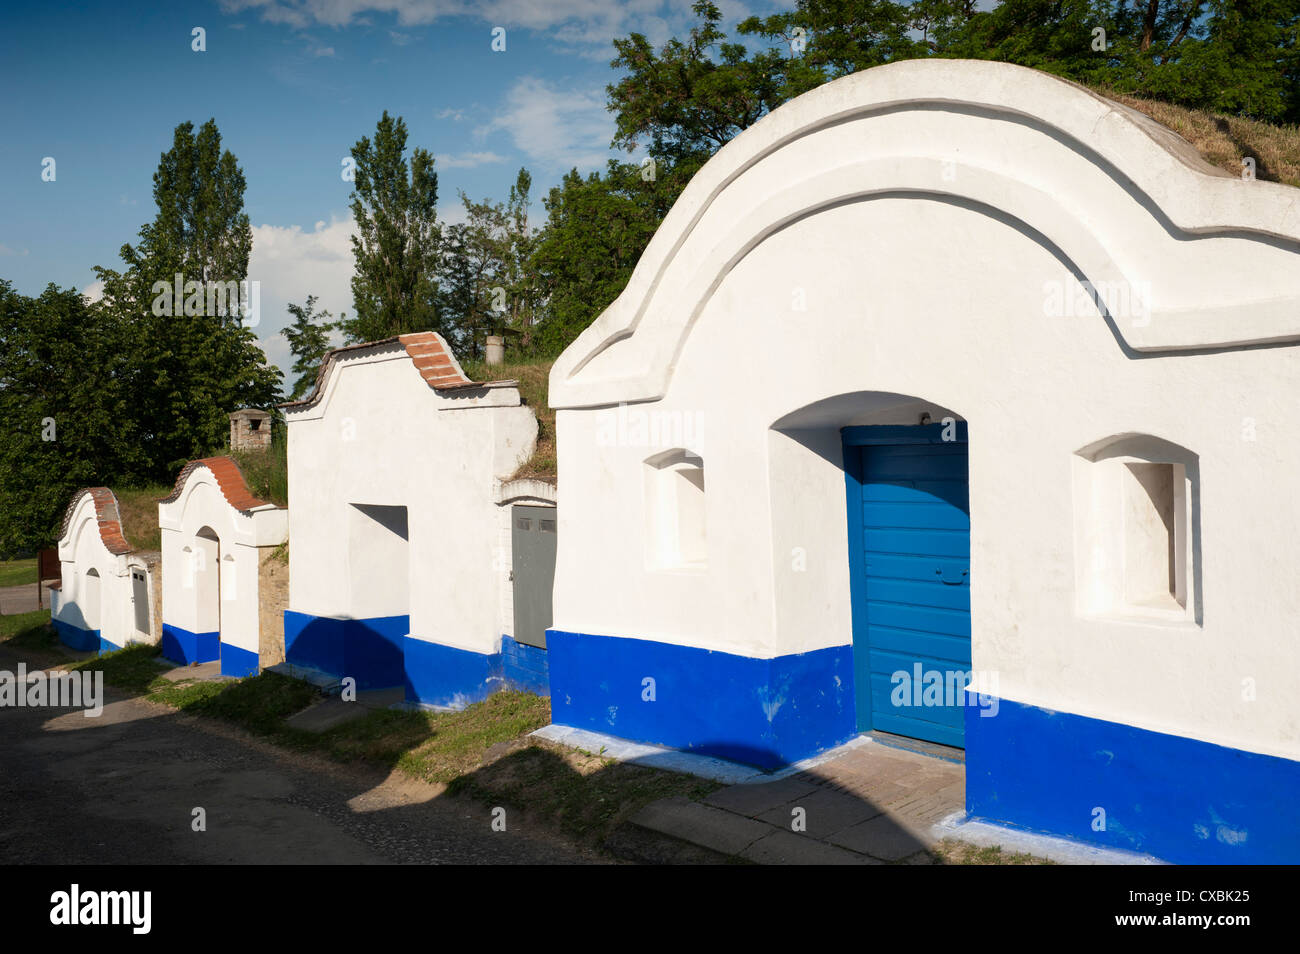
[937,1,1300,122]
[0,282,141,552]
[92,118,282,475]
[131,119,254,299]
[436,169,541,359]
[344,111,441,343]
[282,295,340,399]
[528,160,678,356]
[738,0,927,83]
[609,1,793,185]
[438,200,503,362]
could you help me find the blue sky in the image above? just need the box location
[0,0,778,376]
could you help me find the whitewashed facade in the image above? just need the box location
[280,332,542,705]
[158,457,287,676]
[545,59,1300,863]
[50,488,158,653]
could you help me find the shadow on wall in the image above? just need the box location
[283,612,408,692]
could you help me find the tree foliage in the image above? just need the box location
[344,111,441,343]
[0,282,141,552]
[282,295,340,400]
[0,120,282,551]
[91,119,281,476]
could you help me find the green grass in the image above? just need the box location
[0,558,36,588]
[301,690,553,782]
[230,441,288,508]
[933,838,1055,865]
[0,608,58,647]
[112,484,172,553]
[154,671,322,733]
[64,643,172,693]
[448,742,720,847]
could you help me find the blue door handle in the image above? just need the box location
[935,566,968,585]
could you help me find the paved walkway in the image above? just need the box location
[0,583,54,616]
[626,737,964,864]
[0,642,600,865]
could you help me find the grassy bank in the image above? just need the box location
[0,558,36,588]
[462,358,556,480]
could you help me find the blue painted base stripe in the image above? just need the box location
[284,611,408,691]
[966,696,1300,864]
[220,642,260,678]
[500,634,550,697]
[97,636,122,655]
[161,624,219,666]
[54,620,99,652]
[282,612,551,705]
[547,630,855,770]
[403,636,500,708]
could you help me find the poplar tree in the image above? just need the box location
[343,111,441,343]
[92,118,281,474]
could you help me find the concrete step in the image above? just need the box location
[284,686,405,734]
[157,660,227,683]
[626,796,878,865]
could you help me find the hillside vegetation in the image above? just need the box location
[1096,86,1300,188]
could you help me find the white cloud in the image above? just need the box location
[435,107,465,121]
[82,279,104,303]
[247,216,356,379]
[434,150,506,169]
[310,44,335,56]
[0,243,30,256]
[482,76,612,172]
[438,200,470,227]
[216,0,749,56]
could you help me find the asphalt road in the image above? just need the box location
[0,583,53,616]
[0,642,601,865]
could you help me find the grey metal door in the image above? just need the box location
[511,504,556,649]
[131,570,149,635]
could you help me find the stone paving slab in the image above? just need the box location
[703,775,821,817]
[755,786,886,837]
[285,687,405,734]
[628,797,778,856]
[158,661,227,683]
[286,698,372,733]
[742,829,880,865]
[828,813,933,860]
[629,736,965,864]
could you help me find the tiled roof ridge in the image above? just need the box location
[397,331,476,390]
[59,487,134,555]
[161,456,278,514]
[278,330,499,411]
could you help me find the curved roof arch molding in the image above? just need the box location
[549,59,1300,410]
[157,456,287,548]
[59,487,136,559]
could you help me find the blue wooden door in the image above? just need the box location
[844,425,971,748]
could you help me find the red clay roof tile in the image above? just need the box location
[160,456,280,514]
[277,330,493,412]
[59,488,135,555]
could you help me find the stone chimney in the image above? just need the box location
[229,409,272,451]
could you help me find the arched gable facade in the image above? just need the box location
[51,488,158,653]
[546,60,1300,863]
[279,331,541,706]
[158,457,287,676]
